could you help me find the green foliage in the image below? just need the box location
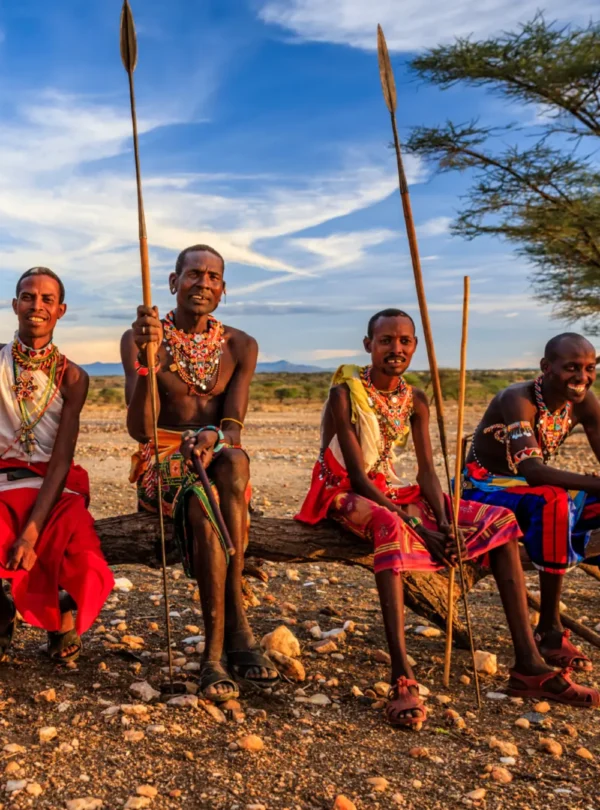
[406,15,600,331]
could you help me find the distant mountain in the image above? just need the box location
[82,359,329,376]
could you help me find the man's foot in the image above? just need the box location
[226,629,279,687]
[507,667,600,707]
[199,660,239,704]
[535,628,593,672]
[47,611,81,663]
[386,676,427,729]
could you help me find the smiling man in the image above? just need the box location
[122,245,278,703]
[297,311,598,729]
[0,267,114,664]
[463,332,600,674]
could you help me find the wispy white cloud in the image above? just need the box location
[258,0,597,51]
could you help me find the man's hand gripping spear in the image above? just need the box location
[376,25,481,708]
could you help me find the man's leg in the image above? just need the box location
[211,449,276,683]
[534,571,591,671]
[188,497,235,699]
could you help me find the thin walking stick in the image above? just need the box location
[377,26,481,708]
[191,455,236,558]
[120,0,176,690]
[443,276,470,687]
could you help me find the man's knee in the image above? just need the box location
[212,449,250,497]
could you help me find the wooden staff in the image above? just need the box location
[377,25,481,708]
[120,0,176,687]
[443,276,471,686]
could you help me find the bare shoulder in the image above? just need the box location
[223,325,258,360]
[411,386,429,409]
[496,380,536,409]
[61,359,89,402]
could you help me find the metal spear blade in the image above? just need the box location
[120,0,138,73]
[377,24,397,115]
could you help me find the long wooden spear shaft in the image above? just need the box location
[120,0,175,687]
[443,278,477,697]
[377,25,481,708]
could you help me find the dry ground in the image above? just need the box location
[1,404,599,810]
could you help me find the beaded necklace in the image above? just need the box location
[11,337,66,456]
[533,375,573,462]
[359,365,413,474]
[162,311,225,396]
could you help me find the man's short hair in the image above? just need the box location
[367,308,415,339]
[544,332,595,362]
[174,245,225,276]
[16,267,65,304]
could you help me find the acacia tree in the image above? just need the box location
[405,16,600,330]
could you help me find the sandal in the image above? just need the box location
[0,600,16,662]
[47,628,82,664]
[227,648,280,690]
[507,667,600,708]
[199,660,239,704]
[386,676,427,729]
[535,630,593,672]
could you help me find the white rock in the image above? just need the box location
[66,800,104,810]
[3,744,26,754]
[261,625,301,658]
[322,628,346,640]
[486,692,508,700]
[5,780,27,793]
[113,577,134,593]
[129,681,160,703]
[146,725,166,735]
[500,756,516,766]
[474,650,497,675]
[124,799,151,809]
[309,625,323,640]
[414,626,442,638]
[183,662,201,671]
[418,684,430,697]
[286,568,300,581]
[182,635,204,645]
[308,694,331,706]
[101,706,120,717]
[167,695,198,709]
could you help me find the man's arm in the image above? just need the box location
[410,388,447,526]
[500,388,600,495]
[578,390,600,467]
[120,305,162,443]
[7,362,89,571]
[219,333,258,446]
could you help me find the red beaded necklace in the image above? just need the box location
[360,365,413,472]
[533,375,573,462]
[163,311,225,396]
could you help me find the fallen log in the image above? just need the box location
[96,512,484,649]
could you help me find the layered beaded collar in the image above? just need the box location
[162,310,225,396]
[11,336,59,403]
[359,366,413,474]
[533,375,573,462]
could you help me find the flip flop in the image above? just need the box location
[227,648,280,690]
[47,628,82,665]
[0,600,16,662]
[507,667,600,708]
[386,676,428,729]
[199,660,239,704]
[535,630,593,672]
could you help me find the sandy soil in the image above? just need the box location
[1,404,599,810]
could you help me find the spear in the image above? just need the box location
[377,25,481,708]
[443,276,470,686]
[120,0,176,690]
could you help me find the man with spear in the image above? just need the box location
[122,245,279,702]
[295,309,590,727]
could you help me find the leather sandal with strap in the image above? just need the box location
[386,676,427,729]
[507,667,600,708]
[47,628,82,665]
[535,629,593,672]
[199,661,239,704]
[227,648,280,690]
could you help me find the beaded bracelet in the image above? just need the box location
[406,516,422,530]
[134,358,160,376]
[195,426,226,455]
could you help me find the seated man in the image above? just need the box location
[463,332,600,673]
[297,310,599,729]
[0,267,114,663]
[122,244,278,704]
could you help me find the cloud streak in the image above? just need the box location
[259,1,597,51]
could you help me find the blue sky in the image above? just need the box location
[0,0,597,369]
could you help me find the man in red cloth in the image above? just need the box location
[0,267,114,663]
[297,310,599,728]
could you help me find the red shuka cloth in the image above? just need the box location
[0,459,114,634]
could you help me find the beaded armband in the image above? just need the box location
[513,446,543,467]
[406,516,422,530]
[506,421,534,440]
[134,357,160,376]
